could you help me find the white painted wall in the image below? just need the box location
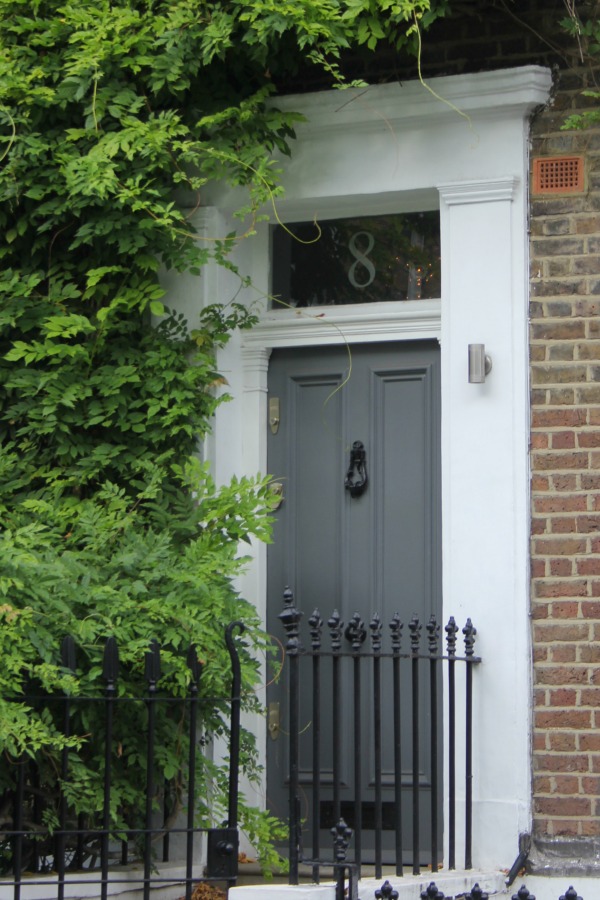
[166,66,553,873]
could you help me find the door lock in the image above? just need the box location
[268,701,280,741]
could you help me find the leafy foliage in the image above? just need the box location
[561,3,600,129]
[0,0,439,873]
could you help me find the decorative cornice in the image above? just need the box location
[273,66,552,136]
[242,300,441,350]
[438,177,519,205]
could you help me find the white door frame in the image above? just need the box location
[167,65,553,870]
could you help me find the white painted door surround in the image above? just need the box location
[166,65,552,872]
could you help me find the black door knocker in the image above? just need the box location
[344,441,368,498]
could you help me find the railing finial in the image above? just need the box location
[328,609,344,653]
[331,818,353,862]
[465,884,489,900]
[389,613,403,653]
[375,880,399,899]
[463,618,477,657]
[445,616,458,657]
[560,889,583,900]
[370,612,382,653]
[345,611,366,652]
[420,883,445,899]
[426,615,439,655]
[512,887,535,900]
[308,608,324,650]
[279,586,303,655]
[409,615,422,654]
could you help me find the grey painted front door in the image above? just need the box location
[266,340,441,865]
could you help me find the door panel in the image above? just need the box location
[266,341,441,865]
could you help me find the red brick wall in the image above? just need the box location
[530,67,600,850]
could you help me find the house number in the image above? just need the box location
[348,231,376,288]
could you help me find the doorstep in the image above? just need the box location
[230,869,508,899]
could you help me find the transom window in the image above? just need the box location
[271,211,441,309]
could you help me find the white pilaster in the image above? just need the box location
[438,175,531,868]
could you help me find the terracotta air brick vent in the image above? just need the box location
[532,155,584,194]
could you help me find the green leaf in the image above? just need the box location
[149,300,165,317]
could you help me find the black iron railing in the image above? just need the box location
[1,623,245,900]
[277,588,481,891]
[374,880,584,900]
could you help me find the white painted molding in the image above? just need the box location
[205,67,552,215]
[438,177,519,205]
[240,345,271,392]
[271,65,552,133]
[243,300,442,349]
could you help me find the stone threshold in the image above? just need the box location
[231,871,600,899]
[230,869,508,899]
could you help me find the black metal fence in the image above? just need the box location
[277,587,481,893]
[1,623,245,900]
[373,881,584,899]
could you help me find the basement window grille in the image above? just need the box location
[533,155,584,194]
